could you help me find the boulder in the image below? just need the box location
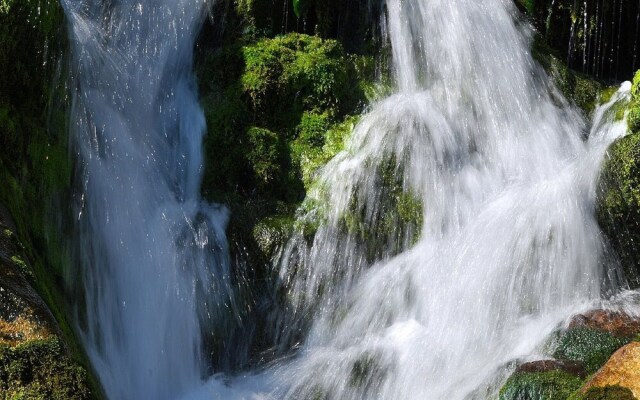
[580,342,640,399]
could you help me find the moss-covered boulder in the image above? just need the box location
[199,33,372,203]
[596,71,640,287]
[499,370,583,400]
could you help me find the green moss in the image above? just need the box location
[10,256,32,280]
[200,33,373,204]
[568,386,636,400]
[292,113,358,188]
[241,33,366,129]
[553,328,629,374]
[499,370,583,400]
[632,70,640,100]
[0,338,91,400]
[597,131,640,287]
[628,104,640,134]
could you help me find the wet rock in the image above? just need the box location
[516,359,587,379]
[569,310,640,338]
[580,342,640,399]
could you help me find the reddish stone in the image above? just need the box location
[569,310,640,338]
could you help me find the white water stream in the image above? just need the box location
[62,0,633,398]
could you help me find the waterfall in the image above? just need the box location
[59,0,634,398]
[62,1,234,399]
[266,0,631,399]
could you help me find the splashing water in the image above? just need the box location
[63,1,235,399]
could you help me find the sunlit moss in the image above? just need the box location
[500,370,583,400]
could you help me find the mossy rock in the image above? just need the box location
[569,385,636,400]
[200,33,372,203]
[499,370,583,400]
[0,338,92,400]
[553,328,630,374]
[597,131,640,288]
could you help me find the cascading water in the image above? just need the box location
[263,0,633,399]
[63,1,235,399]
[60,0,634,398]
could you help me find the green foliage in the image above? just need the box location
[632,70,640,100]
[553,328,629,373]
[241,33,366,129]
[569,386,636,400]
[0,338,91,400]
[499,370,583,400]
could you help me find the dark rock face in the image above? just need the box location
[527,0,640,81]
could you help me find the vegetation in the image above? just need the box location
[499,370,583,400]
[0,338,91,400]
[553,328,630,373]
